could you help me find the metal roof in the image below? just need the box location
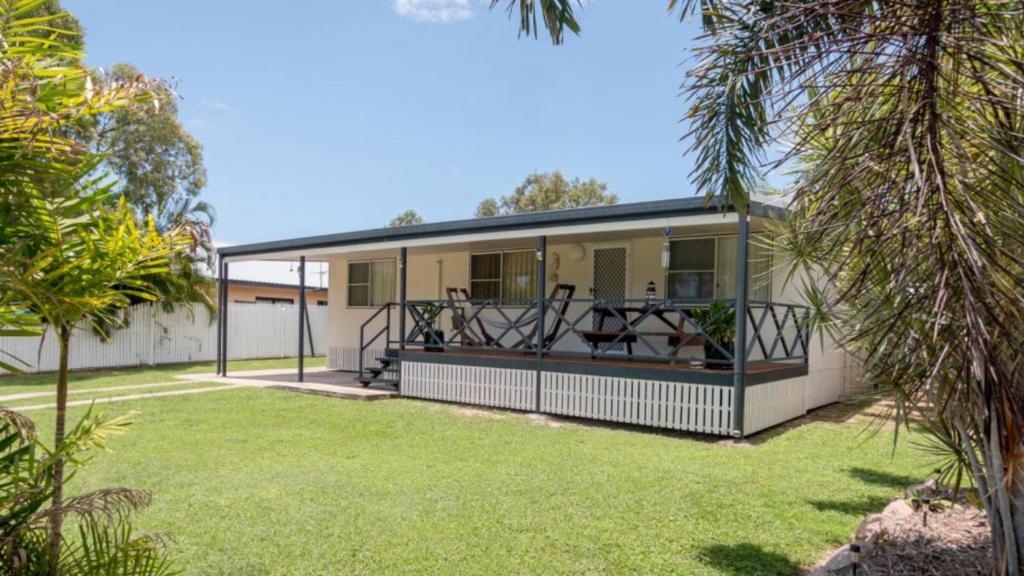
[219,197,786,258]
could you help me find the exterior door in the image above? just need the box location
[591,246,630,350]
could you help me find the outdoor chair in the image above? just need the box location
[444,284,576,350]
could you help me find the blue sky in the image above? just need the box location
[66,1,706,244]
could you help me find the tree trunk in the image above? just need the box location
[48,325,70,575]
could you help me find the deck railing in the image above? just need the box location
[403,298,811,368]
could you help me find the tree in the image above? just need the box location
[475,171,616,217]
[93,62,212,237]
[389,209,424,227]
[0,3,186,572]
[496,1,1024,573]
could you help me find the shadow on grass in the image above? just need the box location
[699,543,802,576]
[846,466,919,490]
[808,495,891,516]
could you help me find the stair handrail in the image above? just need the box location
[358,302,393,377]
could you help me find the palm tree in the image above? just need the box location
[494,1,1024,573]
[0,2,189,570]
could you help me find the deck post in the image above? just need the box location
[216,256,223,376]
[222,261,229,377]
[298,256,306,382]
[399,247,407,351]
[732,210,750,437]
[535,235,546,412]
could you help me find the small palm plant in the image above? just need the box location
[0,406,178,575]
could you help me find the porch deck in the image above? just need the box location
[401,348,806,384]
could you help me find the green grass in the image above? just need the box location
[23,377,932,576]
[0,357,324,397]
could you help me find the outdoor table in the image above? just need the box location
[579,303,702,359]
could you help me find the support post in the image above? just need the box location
[222,262,229,376]
[399,247,407,351]
[535,236,546,412]
[732,211,750,437]
[298,256,306,382]
[216,257,223,375]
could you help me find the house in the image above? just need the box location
[216,198,853,437]
[224,278,329,306]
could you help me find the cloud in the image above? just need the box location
[394,0,477,23]
[199,98,231,112]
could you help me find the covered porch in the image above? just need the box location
[216,198,842,437]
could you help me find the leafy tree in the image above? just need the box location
[93,63,212,237]
[389,209,424,227]
[493,1,1024,573]
[475,171,616,217]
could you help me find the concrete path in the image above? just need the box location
[7,368,397,412]
[176,368,398,400]
[0,380,190,403]
[15,383,246,412]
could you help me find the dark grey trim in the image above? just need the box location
[535,236,546,411]
[216,259,224,375]
[400,351,536,371]
[732,213,750,436]
[297,256,305,382]
[745,364,808,385]
[220,198,787,259]
[541,359,735,386]
[399,350,802,387]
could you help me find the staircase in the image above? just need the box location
[357,303,400,389]
[358,348,400,388]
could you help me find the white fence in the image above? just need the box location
[0,302,326,374]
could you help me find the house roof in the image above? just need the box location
[219,197,786,259]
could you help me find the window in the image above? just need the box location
[316,300,328,307]
[667,235,772,301]
[347,260,395,307]
[666,238,716,301]
[254,296,295,305]
[470,250,536,302]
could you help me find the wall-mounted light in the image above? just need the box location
[661,226,672,269]
[568,244,585,262]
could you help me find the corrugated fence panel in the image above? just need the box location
[400,361,535,411]
[0,302,327,374]
[539,372,734,436]
[743,376,808,435]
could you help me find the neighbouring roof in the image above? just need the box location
[219,197,786,259]
[226,278,328,291]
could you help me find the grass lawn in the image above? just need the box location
[10,362,934,576]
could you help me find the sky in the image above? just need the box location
[66,1,710,246]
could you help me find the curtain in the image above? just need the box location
[370,260,396,306]
[501,251,536,302]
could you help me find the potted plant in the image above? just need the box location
[690,301,736,369]
[419,303,445,352]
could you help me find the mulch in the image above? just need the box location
[829,499,992,576]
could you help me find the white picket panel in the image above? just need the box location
[743,376,808,435]
[540,372,734,436]
[400,361,535,411]
[0,302,326,374]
